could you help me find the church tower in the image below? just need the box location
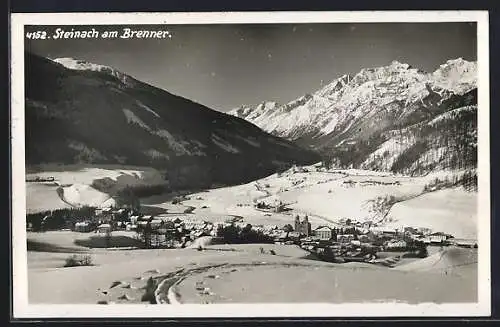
[294,215,300,232]
[302,215,311,236]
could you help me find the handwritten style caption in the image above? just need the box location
[26,27,173,40]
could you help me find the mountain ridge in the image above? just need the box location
[25,52,320,190]
[229,58,477,178]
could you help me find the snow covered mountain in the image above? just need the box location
[25,52,320,190]
[229,58,477,177]
[52,57,138,87]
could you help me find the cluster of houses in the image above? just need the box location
[73,208,129,233]
[342,179,402,187]
[269,216,478,263]
[71,207,247,248]
[69,206,478,254]
[26,175,55,182]
[254,200,289,213]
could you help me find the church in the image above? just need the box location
[294,215,311,237]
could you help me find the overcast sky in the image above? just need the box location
[26,23,476,112]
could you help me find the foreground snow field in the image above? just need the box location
[26,230,477,304]
[174,248,476,304]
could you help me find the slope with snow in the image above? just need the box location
[229,58,478,177]
[52,57,138,87]
[26,52,320,193]
[26,166,165,213]
[230,59,476,140]
[155,164,476,238]
[383,187,477,239]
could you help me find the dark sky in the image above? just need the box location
[26,23,477,112]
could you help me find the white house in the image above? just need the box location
[75,221,92,233]
[429,232,450,244]
[350,240,361,247]
[97,207,112,215]
[313,226,334,240]
[97,223,112,234]
[385,240,407,249]
[337,234,355,243]
[362,221,373,229]
[137,221,149,228]
[126,224,137,231]
[418,227,433,235]
[129,216,139,224]
[450,238,477,248]
[150,219,163,229]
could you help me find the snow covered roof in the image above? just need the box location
[314,226,333,232]
[451,238,477,245]
[429,232,453,237]
[371,226,398,233]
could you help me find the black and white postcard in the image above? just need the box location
[10,11,490,318]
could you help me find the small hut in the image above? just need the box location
[75,221,93,233]
[97,223,112,234]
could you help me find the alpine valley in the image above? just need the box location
[23,32,481,307]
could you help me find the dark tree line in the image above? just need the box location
[321,103,476,188]
[135,220,179,249]
[27,206,97,231]
[423,170,477,192]
[401,238,428,258]
[217,224,274,244]
[324,133,388,169]
[390,140,428,173]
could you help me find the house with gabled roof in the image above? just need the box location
[313,226,334,241]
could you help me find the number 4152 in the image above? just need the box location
[26,31,47,40]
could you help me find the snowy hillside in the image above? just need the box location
[230,58,477,177]
[230,59,476,139]
[52,57,138,87]
[25,52,320,191]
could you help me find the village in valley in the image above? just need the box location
[26,163,478,270]
[54,207,477,266]
[21,20,480,306]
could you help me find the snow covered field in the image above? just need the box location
[24,163,478,304]
[26,164,477,238]
[27,165,163,185]
[26,165,165,212]
[384,188,477,239]
[172,165,477,238]
[26,231,477,304]
[174,248,476,304]
[26,183,73,213]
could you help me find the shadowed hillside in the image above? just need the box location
[25,53,320,190]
